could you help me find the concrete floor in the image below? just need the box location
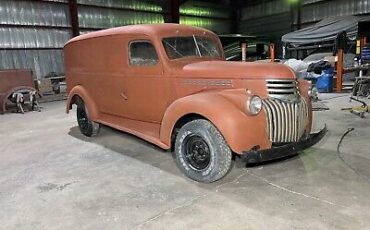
[1,95,370,230]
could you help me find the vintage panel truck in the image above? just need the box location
[64,24,326,183]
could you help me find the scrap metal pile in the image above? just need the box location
[0,69,41,114]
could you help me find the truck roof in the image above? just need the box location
[65,23,215,47]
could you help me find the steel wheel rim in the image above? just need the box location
[183,134,211,170]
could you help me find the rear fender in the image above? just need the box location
[65,85,99,120]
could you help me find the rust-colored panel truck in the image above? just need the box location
[64,24,326,183]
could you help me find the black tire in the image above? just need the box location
[76,100,100,137]
[174,119,232,183]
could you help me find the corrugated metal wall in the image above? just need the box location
[76,0,231,33]
[1,0,368,77]
[239,0,370,56]
[0,0,69,79]
[239,0,291,56]
[0,0,231,79]
[77,0,164,32]
[300,0,370,25]
[180,0,231,34]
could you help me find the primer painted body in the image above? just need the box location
[64,24,312,154]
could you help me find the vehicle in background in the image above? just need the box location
[218,34,270,61]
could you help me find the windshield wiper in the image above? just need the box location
[192,35,202,57]
[163,40,184,58]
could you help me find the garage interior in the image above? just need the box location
[1,0,370,229]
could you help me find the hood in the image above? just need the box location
[173,60,296,80]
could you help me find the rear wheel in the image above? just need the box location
[174,119,232,183]
[76,100,100,137]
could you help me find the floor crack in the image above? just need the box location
[129,169,345,229]
[214,169,249,192]
[128,193,207,230]
[247,171,346,208]
[129,170,249,230]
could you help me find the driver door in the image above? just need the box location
[123,37,169,123]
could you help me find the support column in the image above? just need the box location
[163,0,183,23]
[230,0,241,34]
[290,0,302,31]
[360,37,367,52]
[336,48,344,93]
[270,43,275,62]
[241,42,247,62]
[297,4,301,30]
[68,0,80,37]
[170,0,180,24]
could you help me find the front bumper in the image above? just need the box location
[241,125,327,164]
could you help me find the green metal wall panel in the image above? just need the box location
[77,0,163,12]
[180,0,231,34]
[180,16,230,34]
[78,6,164,29]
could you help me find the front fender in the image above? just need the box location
[298,79,313,134]
[160,90,271,154]
[65,85,99,120]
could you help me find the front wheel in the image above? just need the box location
[76,100,100,137]
[174,119,232,183]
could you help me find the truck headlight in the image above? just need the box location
[246,95,262,115]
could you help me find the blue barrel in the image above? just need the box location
[362,46,370,63]
[316,68,334,93]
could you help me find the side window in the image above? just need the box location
[129,40,159,66]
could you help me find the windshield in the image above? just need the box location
[162,36,222,60]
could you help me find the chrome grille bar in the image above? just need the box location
[266,79,299,98]
[263,97,308,143]
[267,88,297,93]
[266,83,296,88]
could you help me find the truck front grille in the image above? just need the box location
[266,79,299,100]
[263,97,308,143]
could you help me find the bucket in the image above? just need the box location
[316,68,334,93]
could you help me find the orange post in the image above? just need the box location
[241,42,247,62]
[269,43,275,63]
[360,37,367,50]
[336,48,344,93]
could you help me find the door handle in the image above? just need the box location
[120,92,128,100]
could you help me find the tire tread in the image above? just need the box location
[174,119,232,183]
